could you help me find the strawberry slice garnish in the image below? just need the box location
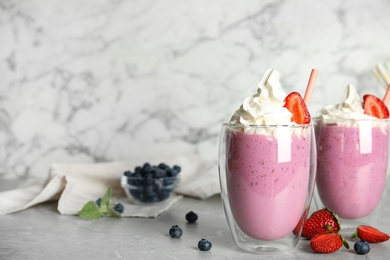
[300,208,340,239]
[352,225,390,243]
[283,92,311,124]
[363,94,389,119]
[310,233,349,254]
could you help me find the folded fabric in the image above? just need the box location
[0,155,220,217]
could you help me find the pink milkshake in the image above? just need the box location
[315,84,390,223]
[219,68,318,253]
[316,122,389,219]
[226,126,311,240]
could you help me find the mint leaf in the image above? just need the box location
[78,187,123,220]
[106,207,122,218]
[99,186,114,216]
[78,201,102,219]
[100,186,112,209]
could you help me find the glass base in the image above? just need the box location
[313,186,386,232]
[228,214,300,255]
[236,243,293,255]
[338,215,380,232]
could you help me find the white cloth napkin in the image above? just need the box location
[0,155,220,217]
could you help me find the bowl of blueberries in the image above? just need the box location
[121,162,181,204]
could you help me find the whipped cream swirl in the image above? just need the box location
[317,84,374,123]
[230,69,293,126]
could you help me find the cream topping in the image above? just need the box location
[230,69,293,126]
[317,84,373,121]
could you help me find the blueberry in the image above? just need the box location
[158,163,169,170]
[198,238,212,251]
[96,198,102,207]
[145,194,160,203]
[127,177,139,186]
[185,211,198,223]
[124,171,132,177]
[143,183,155,194]
[163,177,175,186]
[169,225,183,238]
[130,189,143,199]
[142,176,154,186]
[354,241,370,255]
[114,203,124,213]
[154,168,166,178]
[134,166,142,174]
[158,189,172,200]
[166,168,178,177]
[172,165,181,174]
[150,166,158,175]
[145,171,154,178]
[142,163,152,173]
[133,172,141,178]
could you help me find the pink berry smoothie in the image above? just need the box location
[226,128,311,241]
[316,124,389,219]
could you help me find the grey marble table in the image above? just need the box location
[0,180,389,260]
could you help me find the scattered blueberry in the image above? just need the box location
[185,211,198,223]
[354,241,370,255]
[198,238,212,251]
[96,198,102,207]
[169,225,183,238]
[123,162,180,203]
[114,203,124,214]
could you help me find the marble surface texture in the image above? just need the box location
[1,0,390,179]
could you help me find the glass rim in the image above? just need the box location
[121,175,179,180]
[312,116,390,123]
[222,122,314,128]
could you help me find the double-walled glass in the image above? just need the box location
[219,123,317,254]
[314,118,390,229]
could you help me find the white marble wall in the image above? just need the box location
[1,0,390,179]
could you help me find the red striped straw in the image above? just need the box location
[303,69,319,106]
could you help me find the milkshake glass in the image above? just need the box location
[314,118,390,229]
[219,123,317,254]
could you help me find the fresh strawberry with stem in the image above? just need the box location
[283,92,311,124]
[300,208,340,239]
[352,225,390,243]
[363,94,389,119]
[310,231,349,254]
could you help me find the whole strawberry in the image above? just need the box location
[301,208,340,239]
[352,225,390,243]
[310,233,349,254]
